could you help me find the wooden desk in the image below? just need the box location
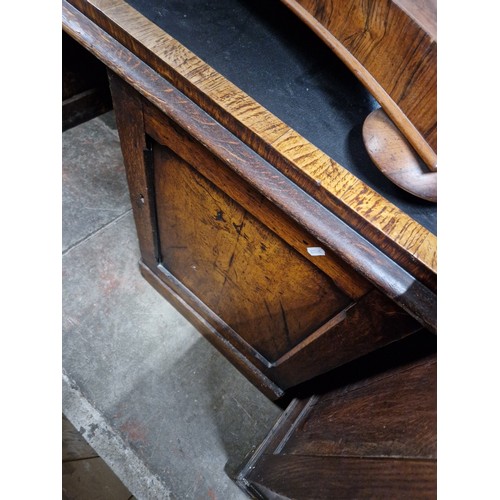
[62,0,436,400]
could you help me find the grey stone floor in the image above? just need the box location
[62,111,283,500]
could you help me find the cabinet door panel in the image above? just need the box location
[154,143,351,363]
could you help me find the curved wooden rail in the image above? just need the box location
[281,0,437,199]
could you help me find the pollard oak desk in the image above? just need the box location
[62,0,436,401]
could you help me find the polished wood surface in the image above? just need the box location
[363,108,437,201]
[63,0,437,293]
[281,0,437,171]
[237,335,437,498]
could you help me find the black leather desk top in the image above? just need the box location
[127,0,437,234]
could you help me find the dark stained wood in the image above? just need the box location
[62,415,133,499]
[143,77,437,333]
[148,73,436,330]
[282,358,436,457]
[281,0,437,171]
[140,233,422,394]
[64,0,437,293]
[363,108,437,202]
[63,458,133,499]
[63,88,113,132]
[109,73,426,394]
[244,454,436,499]
[271,289,423,388]
[107,69,157,271]
[237,338,437,498]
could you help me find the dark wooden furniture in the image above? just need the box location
[236,333,437,499]
[62,0,436,400]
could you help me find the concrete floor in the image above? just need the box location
[62,111,283,499]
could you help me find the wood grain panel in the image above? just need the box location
[245,454,436,499]
[282,357,436,458]
[153,143,350,362]
[237,341,436,497]
[108,73,434,391]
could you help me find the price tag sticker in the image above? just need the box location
[307,247,325,257]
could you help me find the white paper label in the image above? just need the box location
[307,247,325,256]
